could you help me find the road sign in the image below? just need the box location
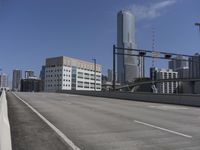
[152,51,160,58]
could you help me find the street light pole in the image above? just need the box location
[92,58,96,91]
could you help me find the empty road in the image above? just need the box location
[7,92,200,150]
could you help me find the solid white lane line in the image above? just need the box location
[134,120,192,139]
[13,92,81,150]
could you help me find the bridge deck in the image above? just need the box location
[7,92,200,150]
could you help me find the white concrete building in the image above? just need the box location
[151,68,178,94]
[44,56,102,92]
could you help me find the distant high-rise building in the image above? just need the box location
[0,73,8,88]
[169,56,189,78]
[117,10,138,84]
[189,53,200,78]
[102,75,108,85]
[150,67,178,94]
[107,69,113,82]
[25,70,34,79]
[40,66,45,91]
[12,69,22,91]
[138,56,145,78]
[169,56,188,70]
[21,78,41,92]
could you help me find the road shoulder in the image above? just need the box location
[7,92,70,150]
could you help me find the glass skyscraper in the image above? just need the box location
[117,10,138,84]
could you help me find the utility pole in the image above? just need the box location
[113,45,116,91]
[92,58,96,91]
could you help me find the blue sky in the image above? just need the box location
[0,0,199,82]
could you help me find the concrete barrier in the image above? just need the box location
[0,90,12,150]
[60,90,200,107]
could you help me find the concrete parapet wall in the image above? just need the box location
[0,91,12,150]
[60,90,200,107]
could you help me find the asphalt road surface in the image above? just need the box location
[7,92,200,150]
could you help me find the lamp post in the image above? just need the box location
[92,58,96,91]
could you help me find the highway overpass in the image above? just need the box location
[5,92,200,150]
[116,78,200,91]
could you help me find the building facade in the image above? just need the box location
[25,70,34,79]
[169,55,189,78]
[0,73,8,88]
[44,56,102,92]
[150,67,178,94]
[107,69,113,82]
[12,69,22,91]
[189,53,200,78]
[117,10,138,84]
[21,77,41,92]
[40,66,45,91]
[138,56,145,78]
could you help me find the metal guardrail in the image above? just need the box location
[0,90,12,150]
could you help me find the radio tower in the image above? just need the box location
[151,28,158,93]
[152,28,156,68]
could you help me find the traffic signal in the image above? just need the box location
[165,54,172,59]
[139,51,146,56]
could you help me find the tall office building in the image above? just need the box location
[138,56,145,78]
[107,69,113,82]
[169,56,188,70]
[169,56,189,78]
[0,73,8,88]
[12,69,22,91]
[25,70,34,79]
[44,56,102,92]
[150,67,178,94]
[40,66,46,91]
[189,53,200,78]
[117,10,138,84]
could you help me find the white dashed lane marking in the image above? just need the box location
[149,105,188,110]
[134,120,192,139]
